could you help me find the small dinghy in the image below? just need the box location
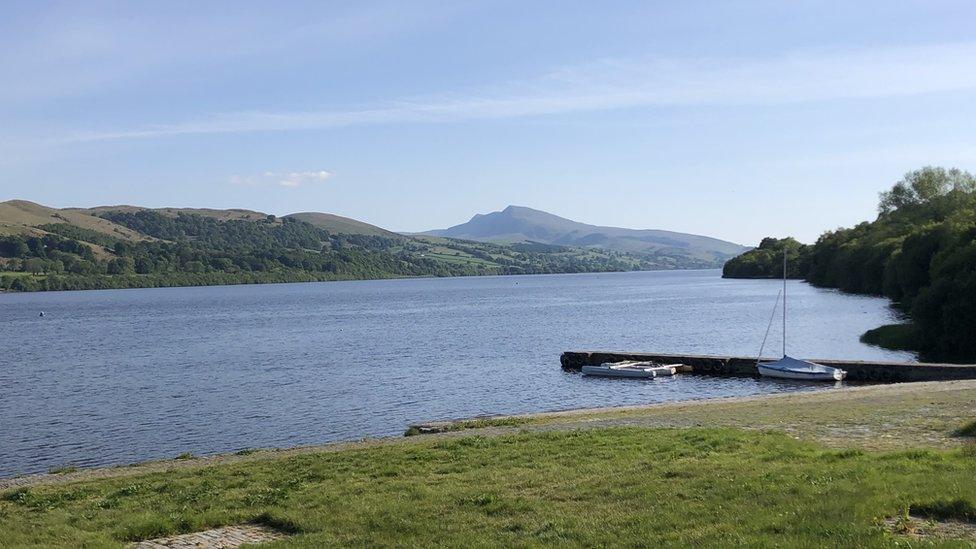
[758,355,846,381]
[754,251,847,382]
[582,361,678,379]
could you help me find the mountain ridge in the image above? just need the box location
[422,205,748,260]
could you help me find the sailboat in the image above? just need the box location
[756,252,847,381]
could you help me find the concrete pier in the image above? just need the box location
[561,351,976,382]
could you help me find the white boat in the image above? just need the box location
[650,364,678,376]
[582,361,663,378]
[755,251,847,382]
[582,361,681,378]
[758,355,846,381]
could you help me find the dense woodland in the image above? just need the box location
[0,209,700,293]
[724,167,976,362]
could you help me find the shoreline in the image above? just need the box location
[0,266,722,295]
[5,379,973,492]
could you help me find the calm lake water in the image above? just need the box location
[0,270,912,477]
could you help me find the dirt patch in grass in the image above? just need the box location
[129,523,290,548]
[886,510,976,543]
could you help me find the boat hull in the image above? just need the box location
[582,365,656,378]
[758,357,847,381]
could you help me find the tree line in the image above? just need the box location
[0,209,675,293]
[723,167,976,362]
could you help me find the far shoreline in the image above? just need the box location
[0,266,725,295]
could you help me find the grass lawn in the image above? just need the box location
[1,426,975,547]
[861,323,921,352]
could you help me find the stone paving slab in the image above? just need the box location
[129,524,288,548]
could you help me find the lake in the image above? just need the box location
[0,270,912,477]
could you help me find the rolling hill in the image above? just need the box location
[422,205,749,261]
[0,201,392,238]
[285,212,395,237]
[0,200,147,240]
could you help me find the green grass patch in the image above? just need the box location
[405,416,530,436]
[423,251,498,266]
[443,416,531,432]
[910,498,976,522]
[47,465,78,475]
[1,427,975,546]
[860,323,919,352]
[0,271,42,278]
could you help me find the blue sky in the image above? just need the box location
[2,1,976,244]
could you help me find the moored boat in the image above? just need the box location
[755,251,847,382]
[582,361,657,378]
[581,361,682,378]
[758,355,846,381]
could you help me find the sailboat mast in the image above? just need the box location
[783,250,787,357]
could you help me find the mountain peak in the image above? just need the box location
[501,205,546,216]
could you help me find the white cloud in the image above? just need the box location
[51,40,976,142]
[230,170,333,188]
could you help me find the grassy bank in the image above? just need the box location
[861,323,921,353]
[416,380,976,451]
[2,382,975,546]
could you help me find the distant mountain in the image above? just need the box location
[285,212,395,237]
[422,205,749,262]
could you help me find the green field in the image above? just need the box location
[0,271,39,278]
[2,382,975,547]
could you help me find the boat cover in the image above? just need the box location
[759,355,838,374]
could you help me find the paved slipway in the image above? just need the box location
[2,379,975,493]
[130,525,287,548]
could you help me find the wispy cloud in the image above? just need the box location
[230,170,333,188]
[0,1,460,103]
[57,41,976,142]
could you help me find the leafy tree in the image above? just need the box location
[24,258,45,274]
[722,237,807,279]
[878,166,976,215]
